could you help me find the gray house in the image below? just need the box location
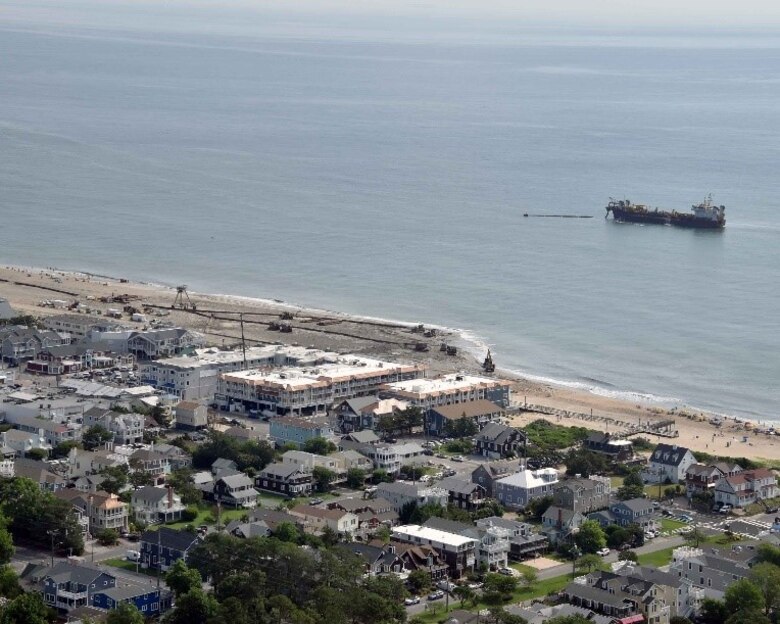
[589,498,658,530]
[553,476,611,513]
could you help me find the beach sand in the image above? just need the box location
[2,264,779,462]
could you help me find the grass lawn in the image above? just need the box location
[637,547,676,567]
[610,476,625,488]
[411,574,573,624]
[145,505,250,530]
[660,518,688,532]
[104,558,158,578]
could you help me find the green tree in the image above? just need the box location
[699,599,728,624]
[129,469,154,489]
[82,425,114,450]
[546,616,595,624]
[454,584,475,607]
[487,606,527,624]
[756,543,780,567]
[605,525,631,549]
[683,527,707,548]
[0,592,50,624]
[50,440,80,459]
[0,518,14,564]
[100,465,129,494]
[106,602,145,624]
[575,554,607,574]
[312,466,336,492]
[273,522,301,543]
[96,528,119,546]
[374,524,391,544]
[725,579,764,615]
[0,565,21,599]
[521,567,538,587]
[25,448,48,461]
[617,471,645,500]
[346,468,366,489]
[524,495,553,521]
[564,449,609,478]
[166,559,203,597]
[749,563,780,615]
[725,610,771,624]
[669,618,693,624]
[407,569,432,594]
[372,469,393,483]
[164,588,220,624]
[302,437,336,456]
[618,550,638,562]
[444,416,479,439]
[483,572,518,601]
[574,520,607,554]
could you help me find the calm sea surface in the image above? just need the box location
[1,3,779,419]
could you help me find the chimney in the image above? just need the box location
[167,486,174,509]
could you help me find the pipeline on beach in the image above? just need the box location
[523,214,593,218]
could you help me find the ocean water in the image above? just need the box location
[1,2,779,420]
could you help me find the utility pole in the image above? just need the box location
[239,313,247,370]
[48,530,56,567]
[157,528,161,591]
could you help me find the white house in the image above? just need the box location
[714,468,779,508]
[642,444,697,484]
[131,486,186,525]
[375,481,448,513]
[494,467,559,510]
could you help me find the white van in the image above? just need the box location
[126,550,141,562]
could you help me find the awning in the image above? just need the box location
[618,616,644,624]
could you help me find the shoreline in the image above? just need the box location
[2,263,780,462]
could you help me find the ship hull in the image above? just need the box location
[609,207,724,229]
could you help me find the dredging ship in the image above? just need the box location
[606,195,726,229]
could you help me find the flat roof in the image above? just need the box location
[392,524,478,547]
[383,373,511,398]
[146,345,340,370]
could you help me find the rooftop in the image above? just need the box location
[431,399,506,420]
[383,373,511,398]
[392,524,479,547]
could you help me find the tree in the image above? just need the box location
[129,469,153,489]
[618,550,638,562]
[546,616,595,624]
[521,567,538,587]
[725,610,771,624]
[82,425,114,450]
[106,602,145,624]
[0,518,14,565]
[321,525,340,546]
[683,527,707,548]
[312,466,336,492]
[302,437,336,456]
[407,569,432,594]
[0,565,21,599]
[699,598,728,624]
[166,559,203,597]
[374,524,391,544]
[483,572,518,601]
[756,543,780,566]
[606,525,631,549]
[164,588,220,624]
[100,465,129,494]
[96,528,119,546]
[575,554,607,574]
[487,606,527,624]
[50,440,80,459]
[25,448,48,461]
[444,416,479,439]
[454,585,475,607]
[725,579,764,615]
[274,522,301,543]
[372,469,393,483]
[0,592,50,624]
[574,520,606,554]
[669,618,693,624]
[565,449,609,478]
[749,562,780,614]
[346,468,366,489]
[524,495,553,521]
[617,471,645,500]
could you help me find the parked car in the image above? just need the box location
[678,514,694,522]
[427,591,445,601]
[309,498,324,505]
[125,550,141,562]
[437,580,456,592]
[468,582,483,590]
[404,596,420,606]
[451,455,464,462]
[497,567,516,576]
[597,547,611,557]
[719,505,732,514]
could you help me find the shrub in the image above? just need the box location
[182,507,199,522]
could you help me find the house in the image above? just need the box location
[211,457,238,476]
[474,422,525,459]
[25,343,132,376]
[685,462,743,499]
[714,468,778,508]
[43,315,123,341]
[391,524,478,578]
[437,476,488,511]
[339,543,405,576]
[669,546,754,600]
[131,486,186,525]
[494,467,559,510]
[642,444,697,484]
[508,603,613,624]
[357,442,425,475]
[553,476,612,513]
[73,474,107,493]
[83,407,144,445]
[583,433,635,462]
[91,583,171,618]
[471,460,523,498]
[589,498,658,530]
[281,449,344,475]
[541,506,585,544]
[140,527,200,571]
[391,542,449,581]
[22,561,116,613]
[269,416,334,449]
[375,481,448,514]
[224,519,272,539]
[1,327,69,365]
[9,414,81,446]
[333,396,410,433]
[129,448,170,485]
[339,429,381,447]
[289,504,359,536]
[475,516,548,560]
[246,507,305,532]
[12,458,67,492]
[326,497,399,531]
[423,516,510,570]
[0,429,51,457]
[127,328,202,360]
[613,563,695,619]
[175,401,208,430]
[154,443,192,470]
[66,447,127,480]
[209,473,257,508]
[255,462,313,497]
[55,489,129,533]
[426,399,507,437]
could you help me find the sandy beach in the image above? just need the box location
[2,264,779,463]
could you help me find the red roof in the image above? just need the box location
[618,616,644,624]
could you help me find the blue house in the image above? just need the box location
[21,562,116,613]
[269,416,333,449]
[92,583,172,617]
[140,527,200,572]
